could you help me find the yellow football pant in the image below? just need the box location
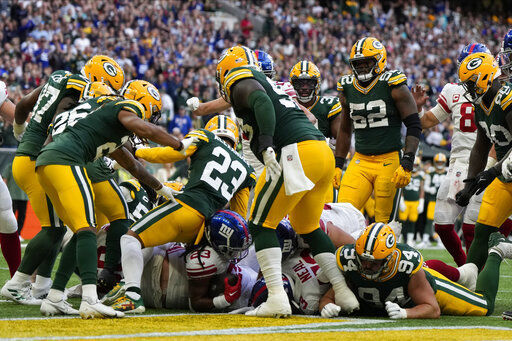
[250,140,334,234]
[361,195,375,219]
[399,200,419,222]
[477,178,512,227]
[92,179,129,228]
[36,164,96,232]
[427,201,436,221]
[12,156,62,227]
[338,151,399,223]
[131,199,204,247]
[424,268,488,316]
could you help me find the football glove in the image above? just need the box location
[385,301,407,319]
[502,155,512,181]
[333,157,346,189]
[321,303,341,318]
[156,183,183,202]
[262,147,282,181]
[223,274,242,304]
[472,167,499,195]
[186,97,200,112]
[13,121,27,142]
[455,179,476,207]
[417,198,425,214]
[391,166,411,188]
[178,136,199,155]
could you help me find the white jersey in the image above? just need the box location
[283,250,330,315]
[275,81,297,99]
[431,83,477,163]
[0,81,7,107]
[186,245,257,310]
[319,203,367,240]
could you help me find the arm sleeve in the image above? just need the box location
[248,90,276,137]
[229,187,250,218]
[135,146,195,163]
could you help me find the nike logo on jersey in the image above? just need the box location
[383,163,392,166]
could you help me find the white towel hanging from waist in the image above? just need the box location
[280,143,315,196]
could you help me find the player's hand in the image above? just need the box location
[186,97,200,112]
[333,276,359,314]
[417,198,424,214]
[333,167,342,189]
[131,136,149,151]
[156,183,183,202]
[178,136,199,155]
[223,274,242,304]
[411,84,428,112]
[262,147,282,181]
[455,179,476,207]
[399,197,406,212]
[321,303,341,318]
[391,166,411,188]
[13,122,27,142]
[472,167,499,195]
[385,301,407,319]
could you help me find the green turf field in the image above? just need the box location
[0,244,511,340]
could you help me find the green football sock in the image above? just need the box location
[249,222,280,251]
[104,219,130,270]
[36,226,67,278]
[76,230,98,286]
[52,234,77,291]
[467,223,498,269]
[18,225,66,276]
[300,228,335,255]
[425,220,434,237]
[475,252,502,315]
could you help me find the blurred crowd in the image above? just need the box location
[0,0,511,151]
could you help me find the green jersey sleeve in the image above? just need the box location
[114,99,145,119]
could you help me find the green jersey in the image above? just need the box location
[308,96,342,138]
[16,71,88,158]
[85,158,115,184]
[337,70,407,155]
[424,170,447,202]
[336,243,425,315]
[119,179,153,223]
[403,172,423,201]
[36,97,143,167]
[223,67,325,162]
[176,129,256,218]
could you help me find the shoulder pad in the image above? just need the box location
[186,246,226,279]
[380,70,407,87]
[328,100,342,119]
[66,74,89,93]
[115,99,145,119]
[119,179,142,192]
[498,85,512,111]
[335,245,358,272]
[337,75,354,92]
[396,244,423,275]
[185,129,210,144]
[223,67,255,99]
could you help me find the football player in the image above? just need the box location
[216,46,359,317]
[420,153,447,248]
[320,223,512,319]
[398,157,424,246]
[412,43,492,267]
[334,37,421,223]
[0,80,22,278]
[111,114,256,313]
[2,56,125,305]
[455,52,512,270]
[497,29,512,82]
[34,80,186,318]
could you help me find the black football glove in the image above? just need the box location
[472,167,499,195]
[455,178,477,207]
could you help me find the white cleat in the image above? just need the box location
[245,293,291,318]
[79,297,125,319]
[32,281,52,300]
[457,263,478,291]
[40,298,79,316]
[1,281,42,305]
[489,232,512,259]
[65,284,82,299]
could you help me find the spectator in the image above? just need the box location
[168,107,192,136]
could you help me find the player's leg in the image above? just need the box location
[0,179,20,277]
[373,151,400,223]
[467,179,512,269]
[92,179,131,294]
[337,152,374,210]
[421,201,436,246]
[115,200,204,313]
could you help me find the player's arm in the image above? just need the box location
[466,124,493,179]
[411,84,444,129]
[393,84,421,168]
[329,113,341,139]
[334,91,351,161]
[189,97,232,116]
[485,111,512,176]
[296,101,317,124]
[188,277,217,312]
[325,222,356,248]
[402,269,440,318]
[135,146,194,163]
[0,98,15,124]
[118,110,184,150]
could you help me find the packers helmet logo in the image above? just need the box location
[467,57,483,70]
[385,234,395,248]
[103,62,118,77]
[372,40,383,49]
[147,86,160,101]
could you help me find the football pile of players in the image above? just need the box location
[1,31,512,321]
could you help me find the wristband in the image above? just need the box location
[335,157,346,169]
[213,295,231,309]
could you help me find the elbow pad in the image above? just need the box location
[403,113,421,138]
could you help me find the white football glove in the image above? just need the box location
[156,183,183,202]
[186,97,200,112]
[131,136,149,151]
[399,197,406,212]
[13,121,27,142]
[385,301,407,319]
[179,136,199,155]
[502,154,512,181]
[321,303,341,318]
[262,147,282,181]
[417,198,425,214]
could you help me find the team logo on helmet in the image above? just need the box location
[147,86,160,101]
[103,62,118,77]
[372,40,383,49]
[385,233,395,248]
[467,57,483,70]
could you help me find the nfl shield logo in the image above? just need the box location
[287,155,293,161]
[456,171,461,177]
